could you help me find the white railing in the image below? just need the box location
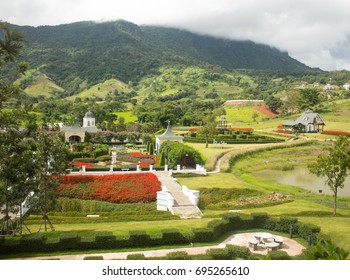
[156,186,175,214]
[181,186,200,206]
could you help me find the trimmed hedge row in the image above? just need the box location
[0,213,323,256]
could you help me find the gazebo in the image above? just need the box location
[155,122,183,152]
[217,116,229,130]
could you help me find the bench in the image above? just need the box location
[86,215,100,218]
[248,238,259,251]
[121,168,129,171]
[273,235,284,249]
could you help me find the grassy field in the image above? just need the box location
[113,111,138,123]
[23,72,64,97]
[67,79,130,100]
[222,99,350,133]
[25,218,214,236]
[177,143,350,252]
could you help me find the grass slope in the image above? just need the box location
[67,79,130,100]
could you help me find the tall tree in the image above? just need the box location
[308,136,350,215]
[33,132,68,232]
[0,22,31,234]
[298,88,323,110]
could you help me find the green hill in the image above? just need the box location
[10,20,312,96]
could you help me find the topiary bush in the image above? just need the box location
[226,244,251,260]
[83,256,104,260]
[128,231,151,247]
[166,251,191,260]
[206,248,231,260]
[267,250,292,260]
[127,254,147,260]
[192,228,214,242]
[296,222,320,239]
[161,229,189,245]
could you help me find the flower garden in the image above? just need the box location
[57,173,161,203]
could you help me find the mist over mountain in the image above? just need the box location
[11,20,312,90]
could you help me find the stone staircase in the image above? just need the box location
[156,172,202,219]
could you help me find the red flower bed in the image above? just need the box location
[254,106,278,117]
[322,130,350,136]
[189,127,198,132]
[57,173,161,203]
[73,161,94,168]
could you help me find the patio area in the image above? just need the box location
[223,232,305,256]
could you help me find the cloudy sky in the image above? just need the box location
[1,0,350,71]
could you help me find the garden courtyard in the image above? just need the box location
[1,138,350,260]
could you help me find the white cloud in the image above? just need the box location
[1,0,350,70]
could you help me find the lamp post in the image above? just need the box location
[289,224,293,239]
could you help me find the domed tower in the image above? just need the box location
[83,111,96,128]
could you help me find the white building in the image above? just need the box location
[155,122,183,152]
[61,111,98,142]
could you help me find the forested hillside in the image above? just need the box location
[10,20,312,95]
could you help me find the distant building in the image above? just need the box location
[155,122,183,152]
[283,110,325,133]
[343,83,350,90]
[324,84,336,90]
[61,111,98,142]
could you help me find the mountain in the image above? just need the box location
[11,20,312,94]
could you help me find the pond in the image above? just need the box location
[253,168,350,197]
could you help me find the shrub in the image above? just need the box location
[166,251,191,260]
[161,229,189,245]
[267,250,292,260]
[128,231,151,247]
[207,219,231,239]
[127,254,147,260]
[192,228,214,242]
[206,248,231,260]
[95,231,117,249]
[83,256,104,260]
[296,222,320,239]
[226,244,251,260]
[20,233,44,252]
[59,232,80,250]
[281,162,295,171]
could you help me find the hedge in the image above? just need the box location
[0,213,329,256]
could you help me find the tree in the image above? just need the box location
[266,96,283,113]
[198,114,217,148]
[281,91,300,114]
[308,136,350,215]
[33,132,68,231]
[149,143,154,155]
[298,88,323,110]
[0,22,26,106]
[0,22,32,235]
[0,129,41,234]
[252,111,259,122]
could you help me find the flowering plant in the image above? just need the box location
[57,173,161,203]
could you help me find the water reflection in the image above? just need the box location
[253,168,350,196]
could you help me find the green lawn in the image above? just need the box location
[26,218,215,236]
[67,79,129,100]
